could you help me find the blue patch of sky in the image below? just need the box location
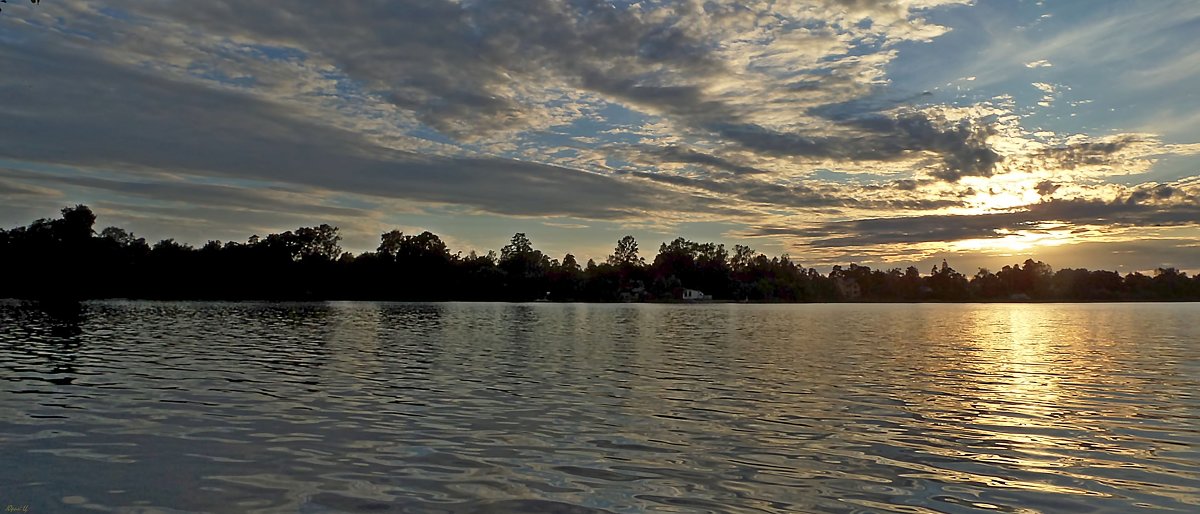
[810,169,894,184]
[0,160,325,201]
[837,34,886,59]
[549,148,579,160]
[514,131,581,154]
[0,163,180,210]
[0,159,75,177]
[186,62,256,89]
[594,102,652,130]
[873,3,1057,135]
[195,44,308,88]
[306,68,461,148]
[408,126,462,149]
[488,101,654,164]
[323,195,380,212]
[43,17,102,43]
[604,156,636,172]
[890,0,1200,146]
[885,2,1015,96]
[0,16,49,41]
[96,6,136,22]
[239,43,307,63]
[1116,155,1200,186]
[190,176,305,191]
[604,0,642,9]
[783,17,831,34]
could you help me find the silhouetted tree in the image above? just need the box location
[607,235,643,267]
[1,204,1197,303]
[548,253,584,301]
[561,253,580,272]
[100,226,145,248]
[499,233,550,301]
[926,260,969,300]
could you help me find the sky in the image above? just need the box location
[2,0,1199,273]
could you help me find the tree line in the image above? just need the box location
[2,205,1198,302]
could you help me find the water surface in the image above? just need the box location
[1,301,1198,513]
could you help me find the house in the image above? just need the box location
[619,283,647,303]
[682,288,707,301]
[835,278,861,300]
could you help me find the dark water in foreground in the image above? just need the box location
[0,301,1198,513]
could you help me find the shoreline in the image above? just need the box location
[5,297,1198,305]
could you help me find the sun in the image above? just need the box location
[952,227,1074,255]
[953,177,1045,215]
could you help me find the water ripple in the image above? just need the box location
[1,300,1198,513]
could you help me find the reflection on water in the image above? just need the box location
[1,301,1198,513]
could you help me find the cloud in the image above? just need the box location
[1035,180,1060,196]
[0,176,59,199]
[631,171,849,210]
[706,108,1004,182]
[0,0,1004,223]
[643,145,767,175]
[1029,136,1147,171]
[120,0,735,140]
[630,171,961,212]
[742,184,1200,248]
[0,35,722,223]
[1,0,1198,268]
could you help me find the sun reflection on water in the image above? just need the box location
[1,302,1197,513]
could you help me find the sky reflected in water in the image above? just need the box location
[1,301,1198,513]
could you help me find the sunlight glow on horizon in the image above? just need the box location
[1,1,1198,271]
[952,228,1076,256]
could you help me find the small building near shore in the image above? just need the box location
[682,288,707,301]
[835,278,861,300]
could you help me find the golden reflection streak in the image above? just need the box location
[906,306,1198,502]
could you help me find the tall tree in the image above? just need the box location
[607,235,643,267]
[501,233,534,261]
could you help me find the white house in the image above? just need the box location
[682,288,706,301]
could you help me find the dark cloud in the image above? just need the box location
[136,0,731,137]
[0,169,367,220]
[1125,183,1183,204]
[631,171,960,211]
[0,37,717,221]
[1032,136,1144,170]
[631,171,848,209]
[707,110,1003,182]
[1035,180,1060,196]
[0,178,55,199]
[644,145,766,175]
[117,0,1007,180]
[849,112,1003,181]
[745,192,1200,247]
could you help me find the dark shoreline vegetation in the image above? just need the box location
[3,205,1199,302]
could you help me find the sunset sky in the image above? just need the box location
[2,0,1198,272]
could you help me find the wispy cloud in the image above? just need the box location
[1,0,1198,270]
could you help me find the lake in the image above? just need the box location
[1,301,1198,513]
